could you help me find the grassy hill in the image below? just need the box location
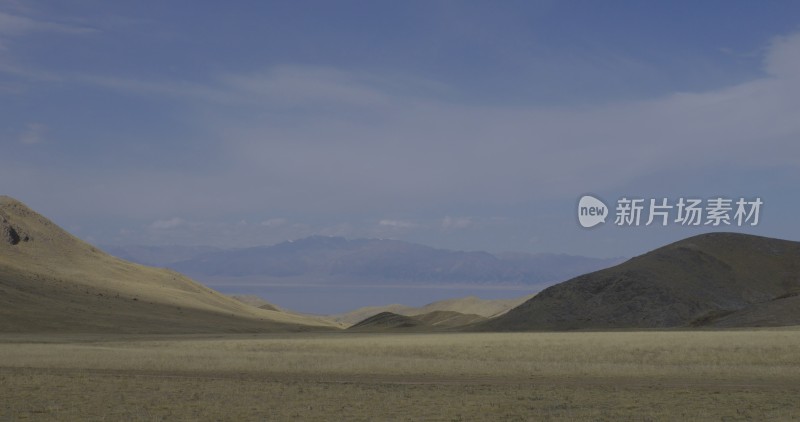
[347,312,426,331]
[330,294,533,326]
[0,196,338,333]
[412,310,487,327]
[479,233,800,331]
[347,310,487,331]
[230,294,283,311]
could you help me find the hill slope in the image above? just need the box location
[412,310,487,327]
[230,294,282,311]
[330,294,534,326]
[480,233,800,331]
[347,312,426,331]
[0,196,337,333]
[347,310,486,331]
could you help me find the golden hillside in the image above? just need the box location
[0,196,338,333]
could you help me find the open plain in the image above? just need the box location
[2,329,799,421]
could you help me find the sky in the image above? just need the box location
[2,1,800,258]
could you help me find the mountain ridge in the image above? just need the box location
[162,235,622,287]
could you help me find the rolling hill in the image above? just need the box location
[347,310,487,331]
[348,312,426,331]
[479,233,800,331]
[412,310,487,327]
[329,294,534,326]
[0,196,338,333]
[230,294,283,311]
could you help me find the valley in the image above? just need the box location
[2,330,798,420]
[2,195,800,420]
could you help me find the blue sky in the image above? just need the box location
[2,1,800,257]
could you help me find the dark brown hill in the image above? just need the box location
[479,233,800,331]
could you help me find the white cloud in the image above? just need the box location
[261,218,288,228]
[6,30,800,250]
[0,11,94,85]
[221,66,390,107]
[764,32,800,78]
[318,223,354,237]
[77,74,240,104]
[18,122,45,144]
[441,216,472,230]
[0,0,37,15]
[0,11,95,35]
[148,217,186,230]
[0,61,61,81]
[378,219,419,229]
[73,65,427,110]
[228,29,800,208]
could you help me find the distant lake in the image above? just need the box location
[201,280,540,315]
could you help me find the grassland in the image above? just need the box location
[1,329,799,421]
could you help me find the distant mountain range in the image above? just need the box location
[479,233,800,331]
[112,236,623,288]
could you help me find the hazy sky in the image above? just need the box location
[2,1,800,257]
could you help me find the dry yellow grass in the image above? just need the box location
[1,329,799,420]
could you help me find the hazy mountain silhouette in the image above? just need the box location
[167,236,622,287]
